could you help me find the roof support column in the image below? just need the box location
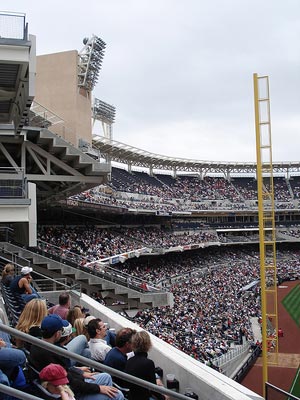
[149,165,153,176]
[225,169,231,182]
[199,168,203,180]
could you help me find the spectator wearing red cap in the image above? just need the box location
[29,315,124,400]
[39,363,75,400]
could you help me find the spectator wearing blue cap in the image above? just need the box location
[28,315,124,400]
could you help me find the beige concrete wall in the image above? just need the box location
[35,50,92,147]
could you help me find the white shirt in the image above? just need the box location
[89,338,111,362]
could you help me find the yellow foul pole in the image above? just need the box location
[253,73,279,398]
[253,72,268,395]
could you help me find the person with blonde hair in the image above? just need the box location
[73,317,88,338]
[15,298,48,348]
[37,363,76,400]
[66,305,84,327]
[1,263,15,286]
[124,331,168,400]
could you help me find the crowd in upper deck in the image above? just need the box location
[38,224,300,263]
[70,168,300,213]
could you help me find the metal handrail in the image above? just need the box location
[35,240,162,292]
[0,324,195,400]
[0,248,76,293]
[215,341,251,368]
[265,382,300,400]
[0,384,43,400]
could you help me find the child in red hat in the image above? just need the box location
[39,363,75,400]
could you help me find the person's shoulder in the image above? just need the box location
[10,275,20,284]
[105,346,116,355]
[103,348,115,363]
[103,340,111,348]
[125,354,137,364]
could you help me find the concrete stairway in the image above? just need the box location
[0,242,173,310]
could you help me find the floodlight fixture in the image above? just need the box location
[93,98,116,124]
[78,35,106,92]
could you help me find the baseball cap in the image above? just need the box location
[61,321,76,337]
[84,315,96,327]
[41,315,64,335]
[39,363,69,385]
[21,266,33,275]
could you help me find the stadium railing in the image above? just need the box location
[0,324,197,400]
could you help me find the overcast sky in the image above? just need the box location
[4,0,300,162]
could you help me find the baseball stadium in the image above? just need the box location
[0,12,299,400]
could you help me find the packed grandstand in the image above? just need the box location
[35,165,300,370]
[1,11,299,400]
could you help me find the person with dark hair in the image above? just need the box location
[104,328,136,386]
[48,292,71,319]
[87,319,111,362]
[84,316,116,347]
[29,315,124,400]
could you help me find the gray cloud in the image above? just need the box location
[5,0,300,162]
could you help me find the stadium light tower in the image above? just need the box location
[92,98,116,172]
[92,97,116,140]
[78,35,106,92]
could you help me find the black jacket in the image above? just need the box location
[29,343,100,395]
[124,352,163,400]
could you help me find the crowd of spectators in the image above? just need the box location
[119,247,299,364]
[0,289,126,399]
[37,226,220,262]
[1,237,299,398]
[38,225,300,265]
[69,170,300,213]
[36,225,300,366]
[0,281,172,400]
[38,226,139,261]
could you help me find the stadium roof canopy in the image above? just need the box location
[92,135,300,175]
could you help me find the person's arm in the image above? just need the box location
[20,277,33,294]
[148,360,169,400]
[67,369,100,395]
